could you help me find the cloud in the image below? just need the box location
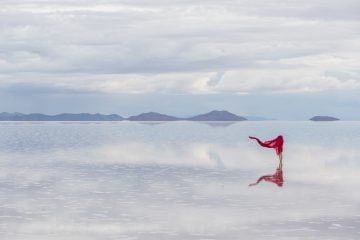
[0,0,359,95]
[207,72,225,87]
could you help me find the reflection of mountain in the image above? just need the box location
[137,121,168,126]
[310,116,339,121]
[0,112,124,121]
[188,110,247,121]
[244,116,275,121]
[201,122,237,128]
[128,112,180,121]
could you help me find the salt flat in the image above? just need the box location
[0,121,359,240]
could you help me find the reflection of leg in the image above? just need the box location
[248,182,258,187]
[249,175,271,187]
[278,153,283,169]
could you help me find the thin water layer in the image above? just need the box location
[0,121,359,239]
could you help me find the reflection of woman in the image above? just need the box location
[249,164,284,187]
[249,135,284,168]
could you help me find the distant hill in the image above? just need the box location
[187,110,247,121]
[310,116,340,121]
[0,110,248,121]
[127,112,180,121]
[0,112,124,121]
[0,112,25,120]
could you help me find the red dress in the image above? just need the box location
[262,168,284,187]
[250,135,284,156]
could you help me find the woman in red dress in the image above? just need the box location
[248,135,284,187]
[249,135,284,168]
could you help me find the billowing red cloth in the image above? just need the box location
[249,135,284,156]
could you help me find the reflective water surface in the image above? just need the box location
[0,121,360,239]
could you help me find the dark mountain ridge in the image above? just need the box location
[0,112,124,121]
[0,110,248,121]
[310,116,340,121]
[187,110,247,121]
[128,112,180,121]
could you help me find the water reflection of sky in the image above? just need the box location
[0,122,359,239]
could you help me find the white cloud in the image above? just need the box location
[0,0,359,94]
[0,3,159,14]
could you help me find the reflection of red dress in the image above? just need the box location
[250,135,284,156]
[262,168,284,187]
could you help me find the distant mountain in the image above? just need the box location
[310,116,340,121]
[187,110,247,121]
[1,112,21,120]
[127,112,180,121]
[0,112,124,121]
[53,113,123,121]
[0,111,248,121]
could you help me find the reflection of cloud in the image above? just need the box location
[5,141,360,189]
[285,144,360,187]
[83,142,234,168]
[1,139,360,238]
[137,121,169,126]
[207,150,225,170]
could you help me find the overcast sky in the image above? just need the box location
[1,0,359,119]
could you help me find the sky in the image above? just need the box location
[0,0,360,120]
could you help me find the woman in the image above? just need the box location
[249,135,284,168]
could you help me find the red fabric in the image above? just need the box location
[249,135,284,156]
[262,168,284,187]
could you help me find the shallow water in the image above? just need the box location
[0,121,359,239]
